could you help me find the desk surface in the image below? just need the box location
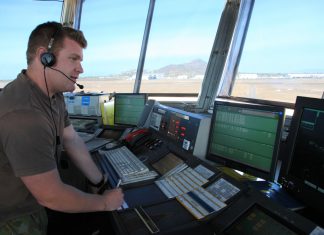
[91,133,321,235]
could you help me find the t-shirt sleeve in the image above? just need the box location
[1,110,57,177]
[60,93,70,128]
[64,109,71,128]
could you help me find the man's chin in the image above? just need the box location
[65,84,76,92]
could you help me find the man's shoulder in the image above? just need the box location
[0,75,30,100]
[0,73,47,117]
[0,83,32,118]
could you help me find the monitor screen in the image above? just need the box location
[207,100,285,181]
[281,96,324,214]
[225,205,298,235]
[114,93,147,126]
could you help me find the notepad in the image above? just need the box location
[176,187,226,220]
[152,153,184,175]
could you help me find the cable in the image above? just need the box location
[43,68,60,162]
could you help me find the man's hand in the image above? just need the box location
[102,188,124,211]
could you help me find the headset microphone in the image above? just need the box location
[47,66,84,89]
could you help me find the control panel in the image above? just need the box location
[149,104,211,159]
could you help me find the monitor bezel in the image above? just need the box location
[206,100,285,181]
[280,96,324,215]
[113,93,148,126]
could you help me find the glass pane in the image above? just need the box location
[232,1,324,103]
[0,1,61,87]
[141,0,223,94]
[80,0,149,93]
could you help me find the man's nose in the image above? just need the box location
[76,63,83,74]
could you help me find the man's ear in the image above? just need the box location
[36,47,47,63]
[38,47,56,67]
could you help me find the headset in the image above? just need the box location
[40,26,60,67]
[40,25,84,89]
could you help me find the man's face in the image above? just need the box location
[50,37,84,92]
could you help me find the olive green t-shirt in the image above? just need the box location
[0,70,70,223]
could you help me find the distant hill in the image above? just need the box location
[154,59,207,77]
[81,59,208,80]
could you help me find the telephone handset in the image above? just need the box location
[123,128,151,149]
[118,99,156,141]
[118,99,156,149]
[118,127,135,141]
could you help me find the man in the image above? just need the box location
[0,22,124,234]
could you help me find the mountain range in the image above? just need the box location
[153,59,207,77]
[115,59,207,79]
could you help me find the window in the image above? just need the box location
[80,0,149,93]
[0,1,61,87]
[141,0,222,95]
[231,1,324,104]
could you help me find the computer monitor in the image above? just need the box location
[207,100,285,181]
[224,204,300,235]
[280,96,324,215]
[114,93,148,126]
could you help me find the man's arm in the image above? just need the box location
[21,169,123,212]
[62,124,103,185]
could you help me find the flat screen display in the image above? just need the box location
[288,106,324,191]
[114,93,147,126]
[282,96,324,214]
[225,205,298,235]
[207,100,285,181]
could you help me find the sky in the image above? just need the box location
[0,0,324,81]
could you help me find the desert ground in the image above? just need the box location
[1,78,323,104]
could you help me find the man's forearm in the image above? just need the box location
[64,135,103,185]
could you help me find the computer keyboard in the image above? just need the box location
[99,146,158,185]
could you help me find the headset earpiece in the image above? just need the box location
[41,29,57,67]
[41,51,56,67]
